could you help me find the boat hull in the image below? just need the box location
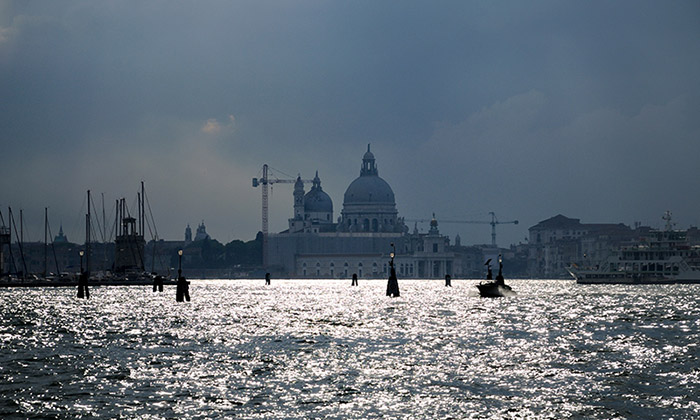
[568,268,700,284]
[0,277,176,288]
[573,275,700,285]
[476,282,516,297]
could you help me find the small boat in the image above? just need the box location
[476,255,515,297]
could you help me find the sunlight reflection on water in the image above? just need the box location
[1,279,700,418]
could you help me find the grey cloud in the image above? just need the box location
[1,1,699,246]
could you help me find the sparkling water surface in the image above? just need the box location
[2,280,699,419]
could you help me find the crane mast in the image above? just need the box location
[260,165,269,268]
[406,212,518,247]
[252,164,313,269]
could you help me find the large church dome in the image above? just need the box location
[339,145,403,233]
[344,176,395,205]
[343,144,395,205]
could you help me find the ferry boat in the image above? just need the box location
[568,214,700,284]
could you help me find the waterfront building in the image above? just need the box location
[194,221,210,241]
[4,241,113,276]
[185,224,192,243]
[0,225,11,275]
[53,225,68,243]
[527,214,639,278]
[288,171,334,234]
[268,145,461,278]
[115,216,145,273]
[401,216,455,277]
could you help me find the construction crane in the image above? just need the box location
[252,164,312,268]
[407,212,518,248]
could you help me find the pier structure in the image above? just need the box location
[114,198,145,274]
[0,225,10,276]
[176,249,190,302]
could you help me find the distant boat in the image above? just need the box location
[476,255,515,297]
[568,213,700,284]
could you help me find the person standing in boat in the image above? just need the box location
[495,255,505,286]
[496,254,506,286]
[496,263,504,285]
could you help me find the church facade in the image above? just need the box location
[267,145,461,279]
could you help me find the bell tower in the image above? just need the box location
[293,176,305,220]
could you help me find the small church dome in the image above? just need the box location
[304,171,333,213]
[304,189,333,213]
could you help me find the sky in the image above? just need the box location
[1,0,699,247]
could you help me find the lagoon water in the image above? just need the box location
[1,279,699,419]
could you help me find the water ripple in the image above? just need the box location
[1,280,699,418]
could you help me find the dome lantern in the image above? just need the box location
[361,144,378,176]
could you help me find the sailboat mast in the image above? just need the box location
[137,192,141,238]
[102,193,106,242]
[115,199,119,237]
[102,193,107,267]
[5,208,14,275]
[141,181,145,237]
[141,181,147,272]
[0,210,7,277]
[8,207,27,279]
[142,181,158,273]
[20,209,25,279]
[45,215,61,276]
[44,207,48,278]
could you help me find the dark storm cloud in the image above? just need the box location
[1,1,699,245]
